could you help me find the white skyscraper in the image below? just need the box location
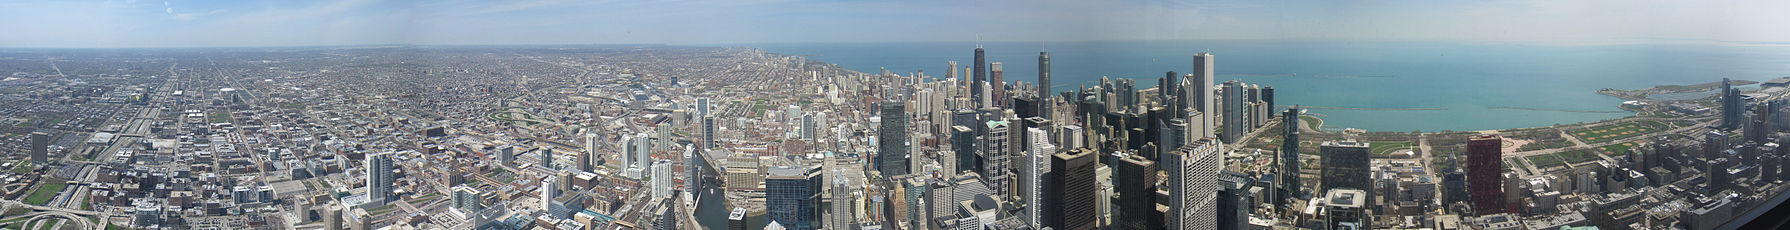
[1165,138,1223,230]
[1188,52,1217,139]
[635,133,653,169]
[652,160,675,201]
[1023,127,1055,228]
[366,152,394,205]
[541,175,561,211]
[620,135,636,168]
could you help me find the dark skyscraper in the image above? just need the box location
[991,62,1005,108]
[973,46,987,107]
[1278,107,1300,207]
[1045,148,1096,230]
[1467,135,1505,215]
[1722,78,1743,129]
[766,166,821,230]
[30,131,50,164]
[879,102,910,177]
[1221,80,1244,143]
[1114,154,1162,229]
[1217,171,1254,230]
[1038,52,1052,121]
[1320,141,1372,193]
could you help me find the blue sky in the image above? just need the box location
[2,0,1788,48]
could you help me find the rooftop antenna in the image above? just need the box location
[977,35,983,48]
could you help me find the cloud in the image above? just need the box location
[172,9,227,21]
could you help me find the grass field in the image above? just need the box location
[23,179,67,206]
[1557,149,1602,164]
[1527,155,1566,168]
[1600,142,1639,156]
[1572,121,1663,143]
[1368,141,1412,155]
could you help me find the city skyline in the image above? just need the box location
[6,0,1790,48]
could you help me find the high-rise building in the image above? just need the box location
[541,174,561,211]
[1043,148,1096,230]
[1278,107,1301,207]
[1221,80,1245,143]
[879,102,911,177]
[1322,189,1369,230]
[1038,52,1052,121]
[1262,87,1275,115]
[325,204,344,230]
[1467,134,1505,215]
[1321,141,1372,195]
[29,132,49,164]
[651,160,674,201]
[951,125,977,178]
[500,144,516,167]
[452,185,482,215]
[973,46,987,107]
[1165,138,1223,229]
[540,146,556,170]
[1722,78,1743,129]
[991,62,1006,108]
[1022,127,1054,227]
[801,113,816,140]
[702,116,718,149]
[981,119,1013,197]
[766,166,821,230]
[367,152,394,204]
[1217,171,1254,230]
[697,97,711,118]
[1190,52,1216,138]
[582,133,599,172]
[1114,153,1162,229]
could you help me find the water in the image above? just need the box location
[733,41,1790,132]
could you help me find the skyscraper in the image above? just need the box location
[1467,135,1505,215]
[1038,52,1052,121]
[1190,52,1216,138]
[982,119,1013,197]
[702,116,718,149]
[1165,138,1223,229]
[651,160,674,201]
[367,152,394,204]
[1114,153,1162,229]
[878,102,911,177]
[29,131,49,164]
[697,97,711,118]
[951,125,977,178]
[973,46,987,107]
[1044,148,1096,230]
[991,62,1005,108]
[500,144,516,167]
[1221,80,1245,143]
[452,185,483,215]
[1022,127,1054,227]
[766,166,821,230]
[1320,141,1372,193]
[1722,78,1742,129]
[1217,171,1255,230]
[1278,107,1301,208]
[582,133,599,172]
[540,146,556,170]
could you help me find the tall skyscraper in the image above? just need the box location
[1044,148,1096,230]
[540,146,556,170]
[1038,52,1052,121]
[541,175,561,211]
[1320,141,1372,193]
[1467,135,1505,215]
[951,125,977,178]
[1114,153,1162,229]
[635,133,653,169]
[973,46,987,107]
[367,153,395,204]
[702,116,718,149]
[1217,171,1255,230]
[1278,107,1300,207]
[29,131,49,164]
[651,160,674,201]
[766,166,821,230]
[1221,80,1245,143]
[1190,52,1216,138]
[991,62,1005,108]
[1022,127,1054,227]
[947,61,959,83]
[1722,78,1742,129]
[697,97,711,118]
[687,146,706,201]
[878,102,911,177]
[500,144,516,167]
[1165,138,1223,229]
[982,119,1013,197]
[582,133,599,172]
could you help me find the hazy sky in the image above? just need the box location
[3,0,1789,48]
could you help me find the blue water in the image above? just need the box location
[733,41,1790,132]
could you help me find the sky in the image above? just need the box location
[2,0,1789,48]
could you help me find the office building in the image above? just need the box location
[652,160,674,201]
[1279,107,1300,207]
[1723,78,1742,129]
[1165,138,1223,229]
[1323,189,1369,230]
[1190,52,1216,138]
[367,152,394,204]
[1218,171,1254,230]
[951,125,977,178]
[500,145,516,167]
[579,134,596,172]
[30,132,49,164]
[1044,148,1096,230]
[1321,141,1372,193]
[540,146,555,170]
[452,186,482,215]
[1221,80,1245,143]
[1468,135,1505,215]
[991,62,1005,108]
[766,166,822,230]
[703,116,718,149]
[1115,153,1162,229]
[973,46,987,107]
[1038,52,1052,121]
[879,102,911,177]
[981,119,1013,197]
